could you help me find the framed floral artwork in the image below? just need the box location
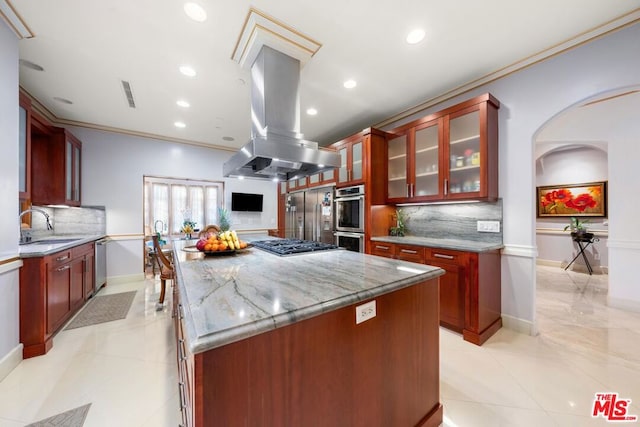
[537,181,607,217]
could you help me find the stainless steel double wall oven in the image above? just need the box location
[334,184,365,252]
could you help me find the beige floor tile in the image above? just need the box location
[442,398,557,427]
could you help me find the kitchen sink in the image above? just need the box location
[20,238,83,246]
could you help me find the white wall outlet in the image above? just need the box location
[477,220,500,233]
[355,300,376,324]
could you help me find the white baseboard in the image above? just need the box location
[0,344,23,382]
[536,258,608,274]
[106,273,146,285]
[501,314,536,336]
[608,296,640,313]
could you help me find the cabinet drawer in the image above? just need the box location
[47,250,72,269]
[424,247,464,265]
[395,245,425,263]
[371,242,395,258]
[72,242,94,257]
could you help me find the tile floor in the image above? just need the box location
[1,266,638,426]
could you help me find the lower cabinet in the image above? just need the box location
[371,241,502,345]
[173,279,442,426]
[20,242,96,358]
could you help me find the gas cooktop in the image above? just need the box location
[251,239,340,256]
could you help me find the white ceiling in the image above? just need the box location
[9,1,640,151]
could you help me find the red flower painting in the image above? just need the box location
[537,182,607,217]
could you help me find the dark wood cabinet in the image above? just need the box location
[19,93,32,200]
[31,126,82,207]
[424,248,467,332]
[174,277,442,427]
[20,242,97,358]
[387,93,500,203]
[370,241,501,345]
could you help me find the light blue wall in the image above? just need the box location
[0,20,21,372]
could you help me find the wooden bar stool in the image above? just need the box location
[152,234,174,308]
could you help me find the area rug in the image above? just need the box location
[26,403,91,427]
[65,291,136,330]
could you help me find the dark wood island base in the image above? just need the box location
[175,277,442,427]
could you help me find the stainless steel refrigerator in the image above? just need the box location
[285,186,334,244]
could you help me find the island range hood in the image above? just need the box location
[223,45,340,180]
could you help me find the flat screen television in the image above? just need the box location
[231,192,263,212]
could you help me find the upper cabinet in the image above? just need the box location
[19,93,32,200]
[331,128,387,202]
[31,122,82,207]
[334,135,363,186]
[387,93,500,203]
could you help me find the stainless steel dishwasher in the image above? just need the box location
[95,238,108,294]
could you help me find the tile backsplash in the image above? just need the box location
[399,200,502,244]
[28,206,106,240]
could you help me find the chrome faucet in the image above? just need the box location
[19,208,53,243]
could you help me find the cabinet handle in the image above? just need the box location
[375,245,390,250]
[444,179,448,196]
[411,183,415,198]
[178,304,184,320]
[406,183,410,197]
[400,249,418,254]
[56,255,69,262]
[56,265,70,272]
[434,253,454,260]
[178,381,187,409]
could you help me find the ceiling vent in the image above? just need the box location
[121,80,136,108]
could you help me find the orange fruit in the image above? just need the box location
[210,244,219,252]
[219,242,228,251]
[204,243,212,251]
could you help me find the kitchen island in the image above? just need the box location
[172,238,445,427]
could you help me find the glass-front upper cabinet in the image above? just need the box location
[413,121,440,198]
[335,137,363,186]
[19,94,31,200]
[387,133,407,199]
[446,109,481,196]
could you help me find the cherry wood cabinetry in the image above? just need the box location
[370,241,502,345]
[306,169,336,187]
[31,126,82,207]
[19,93,32,200]
[20,242,96,358]
[387,93,500,203]
[173,278,442,427]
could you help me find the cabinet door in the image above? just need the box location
[437,262,465,331]
[70,257,84,310]
[47,262,71,334]
[351,140,363,182]
[413,120,441,198]
[387,133,408,199]
[65,138,81,205]
[337,145,349,184]
[84,252,95,300]
[19,97,31,200]
[445,107,481,198]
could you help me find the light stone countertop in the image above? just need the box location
[19,234,108,257]
[370,235,504,252]
[172,238,444,355]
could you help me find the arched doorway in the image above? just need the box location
[532,86,640,334]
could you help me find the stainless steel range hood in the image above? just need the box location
[223,46,340,180]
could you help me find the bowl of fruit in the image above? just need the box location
[194,230,249,255]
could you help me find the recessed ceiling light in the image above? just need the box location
[179,65,196,77]
[174,121,186,128]
[183,2,207,22]
[306,108,318,116]
[406,29,426,44]
[53,97,73,105]
[19,59,44,71]
[343,79,357,89]
[177,100,190,108]
[222,136,235,141]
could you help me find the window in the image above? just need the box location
[144,176,223,236]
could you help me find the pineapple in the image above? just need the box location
[218,207,230,231]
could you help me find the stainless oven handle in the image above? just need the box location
[334,231,364,239]
[334,195,364,202]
